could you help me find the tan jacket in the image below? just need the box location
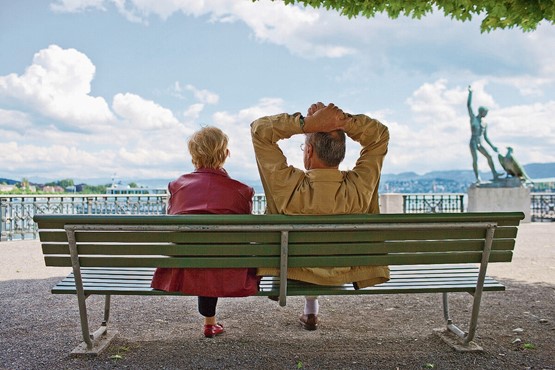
[251,112,390,288]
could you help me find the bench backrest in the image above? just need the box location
[34,212,523,269]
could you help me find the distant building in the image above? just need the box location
[0,184,16,192]
[42,185,64,193]
[105,184,167,195]
[531,178,555,192]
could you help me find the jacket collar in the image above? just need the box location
[193,168,230,178]
[306,168,343,182]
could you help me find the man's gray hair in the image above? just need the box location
[306,130,346,167]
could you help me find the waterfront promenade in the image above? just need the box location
[1,223,554,369]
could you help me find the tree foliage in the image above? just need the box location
[80,184,108,194]
[45,178,75,188]
[272,0,555,32]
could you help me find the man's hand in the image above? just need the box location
[303,103,351,133]
[307,102,325,117]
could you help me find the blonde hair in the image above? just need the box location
[188,126,228,169]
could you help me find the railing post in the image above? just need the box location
[0,197,7,242]
[87,197,93,215]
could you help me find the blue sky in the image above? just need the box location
[1,0,554,186]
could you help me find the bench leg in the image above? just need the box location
[103,294,111,327]
[70,293,116,356]
[439,291,484,352]
[76,288,93,350]
[442,292,467,338]
[66,227,116,355]
[86,294,111,344]
[90,294,111,341]
[440,224,496,349]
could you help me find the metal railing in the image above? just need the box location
[0,194,268,241]
[403,193,465,213]
[2,192,552,241]
[531,193,555,222]
[0,194,167,241]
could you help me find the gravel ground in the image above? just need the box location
[1,223,554,370]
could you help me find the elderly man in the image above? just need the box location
[250,102,390,330]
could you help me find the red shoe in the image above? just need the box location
[204,323,224,338]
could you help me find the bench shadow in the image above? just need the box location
[1,277,553,370]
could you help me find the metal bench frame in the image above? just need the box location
[62,220,499,352]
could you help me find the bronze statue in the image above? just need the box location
[467,86,503,182]
[498,147,531,181]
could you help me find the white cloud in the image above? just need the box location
[185,84,219,105]
[47,0,356,58]
[0,44,199,180]
[0,45,115,129]
[4,4,555,184]
[385,79,555,174]
[183,103,205,121]
[491,75,554,97]
[0,109,33,134]
[50,0,106,13]
[208,98,286,181]
[112,92,181,130]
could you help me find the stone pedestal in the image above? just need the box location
[467,185,531,222]
[379,193,404,214]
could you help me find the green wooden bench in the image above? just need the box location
[34,212,524,354]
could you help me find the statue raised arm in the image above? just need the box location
[467,86,503,183]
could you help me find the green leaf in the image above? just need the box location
[259,0,555,32]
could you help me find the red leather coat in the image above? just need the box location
[151,168,260,297]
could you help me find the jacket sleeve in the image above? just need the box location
[250,113,305,214]
[344,114,390,214]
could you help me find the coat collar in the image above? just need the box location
[306,168,343,182]
[193,168,230,177]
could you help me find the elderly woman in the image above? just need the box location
[151,126,259,338]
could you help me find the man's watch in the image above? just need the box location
[299,114,305,132]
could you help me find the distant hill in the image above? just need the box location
[382,162,554,183]
[2,162,554,193]
[0,178,19,185]
[522,162,555,179]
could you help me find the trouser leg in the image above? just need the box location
[198,296,218,317]
[304,296,319,315]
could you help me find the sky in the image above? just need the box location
[1,0,555,187]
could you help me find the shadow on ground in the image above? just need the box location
[1,276,553,370]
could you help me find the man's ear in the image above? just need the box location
[305,143,313,157]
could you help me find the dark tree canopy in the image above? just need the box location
[268,0,555,32]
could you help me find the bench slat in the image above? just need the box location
[33,212,525,228]
[36,225,519,244]
[40,238,515,256]
[43,249,513,268]
[50,265,506,296]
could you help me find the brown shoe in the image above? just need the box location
[299,314,319,331]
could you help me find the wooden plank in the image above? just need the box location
[44,256,282,268]
[73,231,281,244]
[39,238,515,256]
[50,263,508,297]
[51,279,506,295]
[43,243,280,256]
[37,226,519,243]
[34,211,524,227]
[43,248,513,268]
